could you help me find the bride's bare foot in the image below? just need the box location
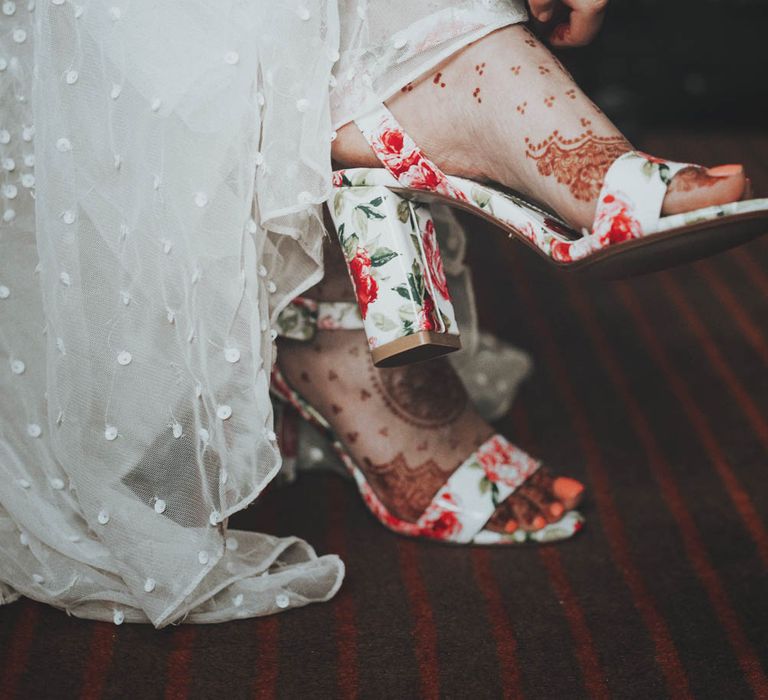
[275,245,584,535]
[332,24,747,231]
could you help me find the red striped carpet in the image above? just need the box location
[1,131,767,699]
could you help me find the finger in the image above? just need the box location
[529,0,558,23]
[550,2,608,47]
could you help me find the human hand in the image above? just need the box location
[528,0,609,48]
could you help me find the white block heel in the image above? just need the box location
[327,181,461,367]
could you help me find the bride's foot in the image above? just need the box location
[278,330,582,533]
[276,250,584,535]
[332,24,746,231]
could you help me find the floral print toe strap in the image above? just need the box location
[416,434,540,543]
[592,151,692,243]
[354,103,468,201]
[276,297,363,342]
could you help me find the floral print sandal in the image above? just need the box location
[272,297,585,546]
[329,103,768,366]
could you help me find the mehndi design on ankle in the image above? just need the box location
[368,358,467,428]
[525,128,632,202]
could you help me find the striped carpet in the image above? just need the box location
[1,131,767,700]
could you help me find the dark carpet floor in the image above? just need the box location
[1,132,767,700]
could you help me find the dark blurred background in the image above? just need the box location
[550,0,768,140]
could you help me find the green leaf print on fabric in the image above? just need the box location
[371,313,397,332]
[370,247,399,267]
[397,199,411,224]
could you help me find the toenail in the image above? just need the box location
[550,503,564,518]
[532,516,546,530]
[706,164,744,178]
[504,520,518,534]
[553,477,584,501]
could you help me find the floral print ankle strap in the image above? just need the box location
[355,103,468,201]
[276,297,363,342]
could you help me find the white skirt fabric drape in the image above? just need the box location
[0,0,527,627]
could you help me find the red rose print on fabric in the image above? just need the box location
[419,492,463,540]
[421,219,451,300]
[348,248,378,319]
[550,240,573,263]
[418,293,437,331]
[375,128,420,179]
[379,128,404,157]
[477,436,539,489]
[363,114,468,202]
[400,159,442,191]
[592,192,642,245]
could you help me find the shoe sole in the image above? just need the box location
[391,186,768,279]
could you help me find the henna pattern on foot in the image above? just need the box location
[369,358,468,428]
[474,62,486,76]
[360,453,452,521]
[473,87,482,104]
[516,101,528,115]
[510,65,521,76]
[525,129,632,202]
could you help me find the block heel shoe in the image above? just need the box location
[332,102,768,283]
[273,298,585,546]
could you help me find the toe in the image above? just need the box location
[551,476,585,511]
[662,165,747,216]
[530,468,585,512]
[518,482,562,524]
[508,493,546,531]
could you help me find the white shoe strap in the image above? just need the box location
[592,151,693,240]
[415,433,541,543]
[275,297,363,341]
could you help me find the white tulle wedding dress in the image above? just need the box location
[0,0,528,627]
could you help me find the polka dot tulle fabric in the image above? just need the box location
[0,0,525,626]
